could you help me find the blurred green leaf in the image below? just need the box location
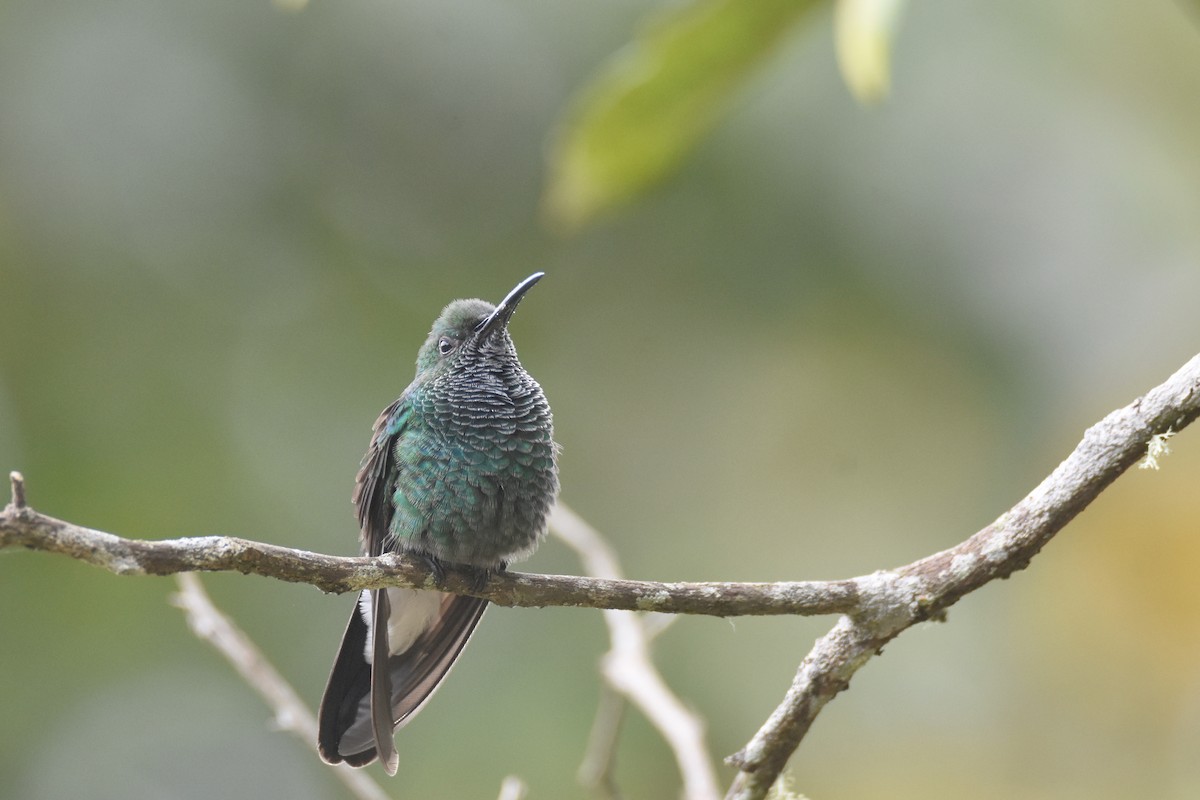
[834,0,907,104]
[543,0,823,232]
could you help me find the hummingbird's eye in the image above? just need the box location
[437,337,458,356]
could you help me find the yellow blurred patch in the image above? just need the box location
[834,0,907,104]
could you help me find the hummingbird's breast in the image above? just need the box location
[390,367,558,566]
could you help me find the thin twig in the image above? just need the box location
[7,471,25,510]
[171,574,391,800]
[576,685,627,799]
[551,504,722,800]
[496,775,528,800]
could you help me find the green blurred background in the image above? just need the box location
[3,0,1200,798]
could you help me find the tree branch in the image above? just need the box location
[0,487,857,617]
[723,352,1200,799]
[3,352,1198,800]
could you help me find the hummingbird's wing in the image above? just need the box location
[359,398,407,773]
[318,398,407,772]
[354,397,408,559]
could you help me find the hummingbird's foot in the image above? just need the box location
[417,553,448,587]
[463,563,502,593]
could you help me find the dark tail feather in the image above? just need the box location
[370,588,398,775]
[317,601,373,767]
[387,593,489,726]
[317,591,489,771]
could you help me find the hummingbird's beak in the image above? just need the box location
[477,272,544,338]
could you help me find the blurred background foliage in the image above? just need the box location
[2,0,1200,798]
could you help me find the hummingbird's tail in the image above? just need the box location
[317,587,489,774]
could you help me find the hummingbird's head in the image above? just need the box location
[414,272,544,379]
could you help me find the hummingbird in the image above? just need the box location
[317,273,559,775]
